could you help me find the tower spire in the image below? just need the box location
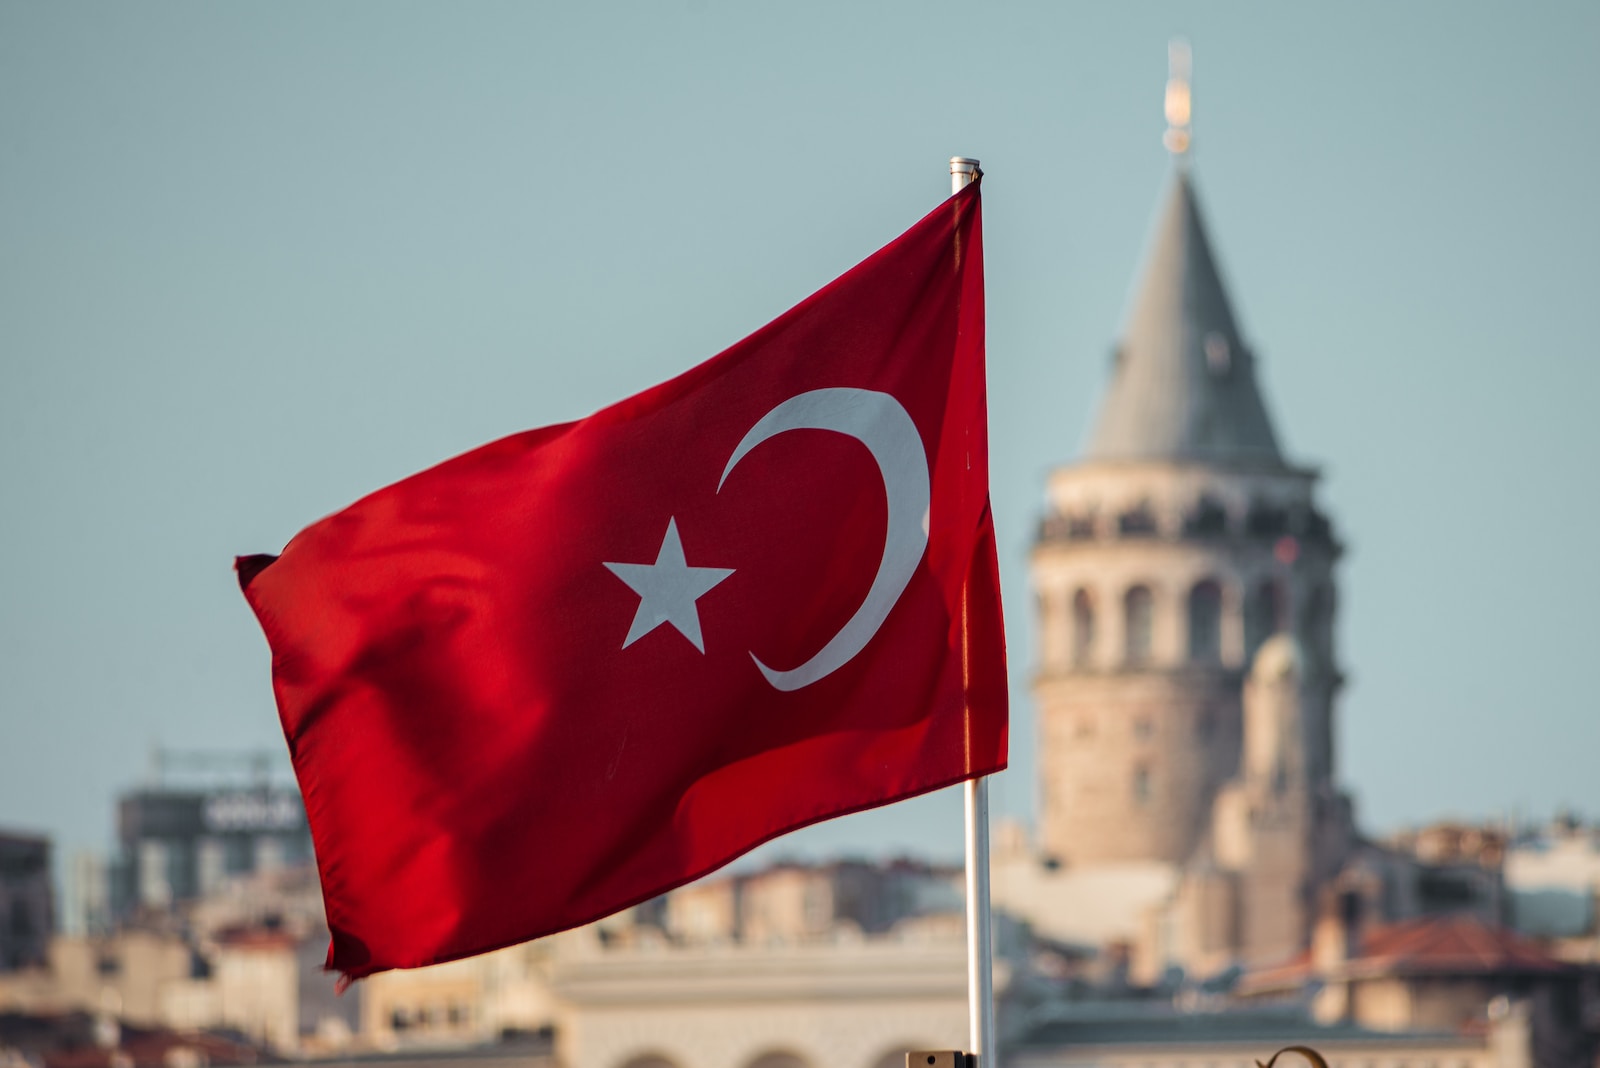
[1083,42,1287,468]
[1164,39,1193,161]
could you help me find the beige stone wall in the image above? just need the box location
[550,938,969,1068]
[1235,801,1311,967]
[990,851,1177,947]
[1032,458,1341,869]
[47,931,192,1024]
[665,879,741,944]
[1349,976,1414,1032]
[741,869,832,945]
[362,953,493,1047]
[1169,865,1238,974]
[359,941,556,1048]
[1037,668,1240,865]
[214,944,299,1050]
[1403,977,1500,1034]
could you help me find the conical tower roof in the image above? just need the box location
[1084,171,1286,467]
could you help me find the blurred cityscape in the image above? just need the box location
[5,46,1600,1068]
[2,752,1598,1068]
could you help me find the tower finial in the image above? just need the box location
[1163,39,1192,160]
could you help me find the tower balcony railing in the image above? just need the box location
[1036,505,1337,550]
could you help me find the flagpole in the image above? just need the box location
[950,154,995,1068]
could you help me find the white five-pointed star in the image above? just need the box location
[603,518,735,653]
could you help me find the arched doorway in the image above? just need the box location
[618,1053,686,1068]
[743,1051,813,1068]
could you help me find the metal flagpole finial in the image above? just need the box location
[950,157,982,194]
[1163,39,1193,160]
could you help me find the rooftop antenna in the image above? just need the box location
[1164,39,1193,163]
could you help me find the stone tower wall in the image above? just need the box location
[1032,461,1340,867]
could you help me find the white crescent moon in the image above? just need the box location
[718,388,930,692]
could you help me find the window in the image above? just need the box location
[1305,583,1335,652]
[1118,502,1159,537]
[1187,580,1223,662]
[1205,332,1232,375]
[1246,499,1289,538]
[1072,589,1095,665]
[1132,765,1151,805]
[1244,579,1284,662]
[1124,585,1154,664]
[1183,495,1229,538]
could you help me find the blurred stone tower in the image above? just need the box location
[1031,46,1343,875]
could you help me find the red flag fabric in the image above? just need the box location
[237,181,1006,979]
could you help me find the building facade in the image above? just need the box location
[111,783,312,919]
[0,832,52,972]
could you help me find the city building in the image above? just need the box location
[0,1009,273,1068]
[63,851,111,938]
[650,861,962,948]
[1011,1000,1539,1068]
[109,751,313,921]
[0,831,52,972]
[359,940,555,1050]
[1508,815,1600,943]
[1234,895,1600,1063]
[547,922,973,1068]
[349,858,990,1068]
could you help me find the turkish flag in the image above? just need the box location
[237,180,1006,979]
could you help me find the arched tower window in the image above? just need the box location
[1304,583,1335,656]
[1187,580,1223,663]
[1124,585,1154,664]
[1244,578,1285,662]
[1132,764,1152,806]
[1072,588,1095,666]
[1182,495,1229,538]
[1117,501,1159,537]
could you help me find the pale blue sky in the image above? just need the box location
[2,2,1596,868]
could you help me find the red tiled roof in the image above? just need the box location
[40,1026,267,1068]
[1356,914,1565,976]
[212,926,298,951]
[2,1010,273,1068]
[1239,914,1570,995]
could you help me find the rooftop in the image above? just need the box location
[1241,914,1572,995]
[1084,171,1287,469]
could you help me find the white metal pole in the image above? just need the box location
[964,776,995,1068]
[949,154,994,1068]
